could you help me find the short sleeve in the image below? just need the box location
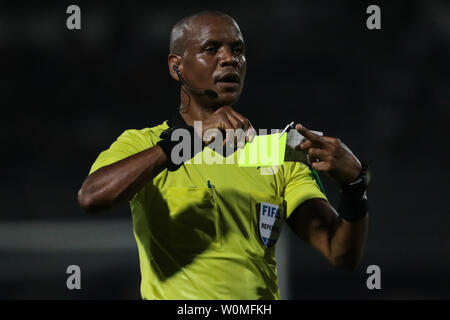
[88,129,154,175]
[283,162,328,219]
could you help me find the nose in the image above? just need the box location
[218,47,238,68]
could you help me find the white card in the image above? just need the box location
[284,129,323,163]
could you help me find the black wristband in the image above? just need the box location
[338,179,368,222]
[157,125,203,171]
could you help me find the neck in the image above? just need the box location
[178,89,221,126]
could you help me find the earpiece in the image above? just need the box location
[173,64,182,80]
[171,63,218,99]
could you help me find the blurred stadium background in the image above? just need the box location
[1,0,449,299]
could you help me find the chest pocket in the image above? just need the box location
[164,186,221,253]
[249,191,286,255]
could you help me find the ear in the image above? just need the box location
[168,54,182,81]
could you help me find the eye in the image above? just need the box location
[205,46,218,54]
[233,47,245,55]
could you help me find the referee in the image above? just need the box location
[78,11,370,300]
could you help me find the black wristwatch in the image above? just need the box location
[358,162,371,187]
[342,162,371,190]
[338,162,370,221]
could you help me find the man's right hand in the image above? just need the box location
[196,106,255,148]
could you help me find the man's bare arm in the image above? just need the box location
[77,145,168,214]
[287,198,368,270]
[287,123,369,269]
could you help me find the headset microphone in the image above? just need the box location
[173,65,218,98]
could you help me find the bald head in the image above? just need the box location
[168,11,247,107]
[170,11,241,54]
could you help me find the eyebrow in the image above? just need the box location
[201,39,245,48]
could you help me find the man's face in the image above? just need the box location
[181,16,247,106]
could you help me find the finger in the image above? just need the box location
[306,148,328,165]
[296,140,312,150]
[224,129,235,147]
[226,112,244,130]
[224,126,248,149]
[226,110,255,145]
[295,123,324,147]
[218,116,239,147]
[216,114,234,131]
[308,147,328,162]
[310,161,331,172]
[229,109,251,131]
[306,153,322,165]
[236,129,247,149]
[203,128,221,145]
[222,106,253,142]
[225,113,247,148]
[245,125,256,143]
[203,116,233,145]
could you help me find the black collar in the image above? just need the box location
[160,110,190,140]
[167,110,188,128]
[163,109,246,157]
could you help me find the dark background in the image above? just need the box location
[1,0,449,299]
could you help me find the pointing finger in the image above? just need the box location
[295,123,324,147]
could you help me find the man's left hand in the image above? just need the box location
[295,123,361,185]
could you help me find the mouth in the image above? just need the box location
[215,72,241,86]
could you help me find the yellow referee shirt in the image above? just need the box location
[89,117,327,300]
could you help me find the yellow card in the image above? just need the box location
[238,133,286,167]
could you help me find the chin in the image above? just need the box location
[217,92,241,106]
